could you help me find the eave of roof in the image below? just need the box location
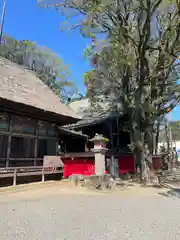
[58,127,88,138]
[63,111,121,130]
[0,57,78,120]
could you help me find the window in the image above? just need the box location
[47,127,57,137]
[0,114,9,132]
[0,135,8,158]
[10,137,35,158]
[37,139,57,158]
[12,115,36,135]
[38,121,47,136]
[38,121,57,137]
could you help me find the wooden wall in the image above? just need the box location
[0,112,58,168]
[59,134,86,153]
[74,119,131,152]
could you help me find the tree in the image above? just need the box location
[169,121,180,141]
[39,0,180,181]
[0,35,76,103]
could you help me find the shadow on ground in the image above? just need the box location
[158,188,180,198]
[0,173,62,188]
[141,184,163,189]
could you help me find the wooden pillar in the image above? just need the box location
[64,141,67,153]
[13,168,17,186]
[42,167,45,182]
[34,120,38,166]
[6,114,12,168]
[116,117,119,149]
[110,120,113,151]
[56,127,58,155]
[85,139,88,152]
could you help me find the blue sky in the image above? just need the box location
[0,0,91,94]
[0,0,180,120]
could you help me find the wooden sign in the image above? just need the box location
[43,156,64,168]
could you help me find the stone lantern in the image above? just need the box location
[90,134,109,176]
[90,133,109,150]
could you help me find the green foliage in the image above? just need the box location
[0,35,76,103]
[170,121,180,141]
[39,0,180,147]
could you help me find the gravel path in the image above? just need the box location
[0,185,180,240]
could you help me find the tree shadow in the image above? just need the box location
[158,188,180,198]
[141,184,163,189]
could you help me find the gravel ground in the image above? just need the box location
[0,184,180,240]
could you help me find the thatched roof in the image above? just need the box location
[0,57,78,119]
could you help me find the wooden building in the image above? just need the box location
[66,97,131,153]
[61,99,162,178]
[0,57,79,168]
[60,99,135,178]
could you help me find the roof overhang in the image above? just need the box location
[58,127,89,139]
[0,98,79,125]
[63,111,121,130]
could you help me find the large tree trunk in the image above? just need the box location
[155,121,160,155]
[130,129,150,183]
[134,145,150,183]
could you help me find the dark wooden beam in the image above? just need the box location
[34,120,38,166]
[6,114,12,168]
[0,98,78,125]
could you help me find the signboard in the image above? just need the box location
[43,156,64,168]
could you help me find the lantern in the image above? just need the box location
[90,134,109,150]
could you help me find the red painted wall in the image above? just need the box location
[63,155,135,178]
[62,155,161,178]
[118,155,162,173]
[152,156,162,170]
[63,158,95,178]
[118,155,135,174]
